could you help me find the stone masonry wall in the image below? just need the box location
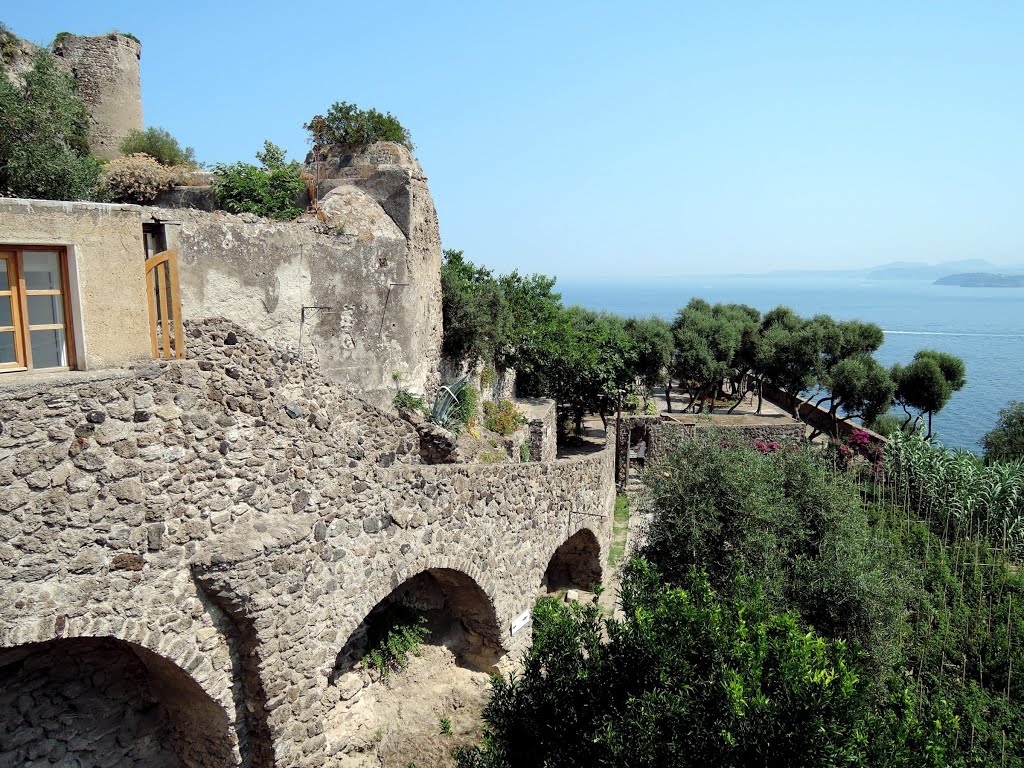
[0,320,615,767]
[52,33,143,160]
[616,414,806,485]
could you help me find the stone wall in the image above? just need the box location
[0,198,152,370]
[52,33,143,160]
[0,320,615,766]
[615,414,807,485]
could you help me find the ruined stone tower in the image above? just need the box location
[52,33,143,159]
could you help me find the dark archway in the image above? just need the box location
[0,637,234,767]
[335,568,503,677]
[543,528,603,593]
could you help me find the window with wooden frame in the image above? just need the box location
[0,247,76,373]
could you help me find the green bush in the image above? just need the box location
[212,141,305,220]
[363,605,429,678]
[456,562,939,768]
[119,126,196,167]
[518,439,531,463]
[393,389,426,415]
[0,49,101,200]
[640,435,909,678]
[483,400,526,436]
[305,101,412,149]
[982,400,1024,463]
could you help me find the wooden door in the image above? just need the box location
[144,250,185,360]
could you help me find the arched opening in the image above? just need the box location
[335,568,503,677]
[543,528,603,594]
[0,637,233,768]
[327,569,502,764]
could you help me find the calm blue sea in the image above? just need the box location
[558,276,1024,454]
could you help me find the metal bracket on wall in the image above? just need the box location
[298,305,335,361]
[379,283,409,338]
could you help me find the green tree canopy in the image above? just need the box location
[892,349,966,438]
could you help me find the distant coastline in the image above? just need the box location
[934,272,1024,288]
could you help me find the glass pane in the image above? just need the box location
[0,258,8,289]
[0,331,15,364]
[23,251,62,291]
[27,294,63,326]
[29,328,67,369]
[0,296,11,327]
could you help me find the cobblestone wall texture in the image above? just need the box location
[0,320,614,767]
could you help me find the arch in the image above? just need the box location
[543,527,603,593]
[334,567,504,677]
[0,636,235,767]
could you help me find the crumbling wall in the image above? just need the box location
[144,142,444,407]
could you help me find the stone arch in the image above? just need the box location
[0,635,235,767]
[334,566,504,677]
[542,527,603,593]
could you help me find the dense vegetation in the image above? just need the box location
[458,437,1024,767]
[983,401,1024,463]
[0,48,101,200]
[440,251,966,440]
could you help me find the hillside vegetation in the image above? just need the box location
[457,437,1024,767]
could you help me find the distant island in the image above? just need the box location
[934,272,1024,288]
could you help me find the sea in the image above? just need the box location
[558,275,1024,454]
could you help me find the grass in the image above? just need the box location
[608,494,630,566]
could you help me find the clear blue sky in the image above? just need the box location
[6,2,1023,279]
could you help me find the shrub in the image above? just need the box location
[0,48,101,200]
[640,434,909,679]
[363,605,428,678]
[483,400,526,436]
[519,439,531,463]
[119,126,196,167]
[305,101,413,149]
[212,141,305,220]
[456,562,932,768]
[100,152,172,202]
[393,389,426,415]
[982,400,1024,463]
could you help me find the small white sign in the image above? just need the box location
[510,610,531,636]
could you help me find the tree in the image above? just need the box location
[440,249,506,365]
[671,300,745,413]
[982,400,1024,463]
[623,316,674,391]
[0,48,101,200]
[892,349,966,439]
[754,307,820,415]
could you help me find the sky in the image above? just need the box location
[5,2,1024,279]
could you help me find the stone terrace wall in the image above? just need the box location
[616,414,806,485]
[0,319,615,767]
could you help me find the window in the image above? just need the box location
[0,247,75,373]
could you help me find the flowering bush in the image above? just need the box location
[753,440,782,454]
[100,153,173,203]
